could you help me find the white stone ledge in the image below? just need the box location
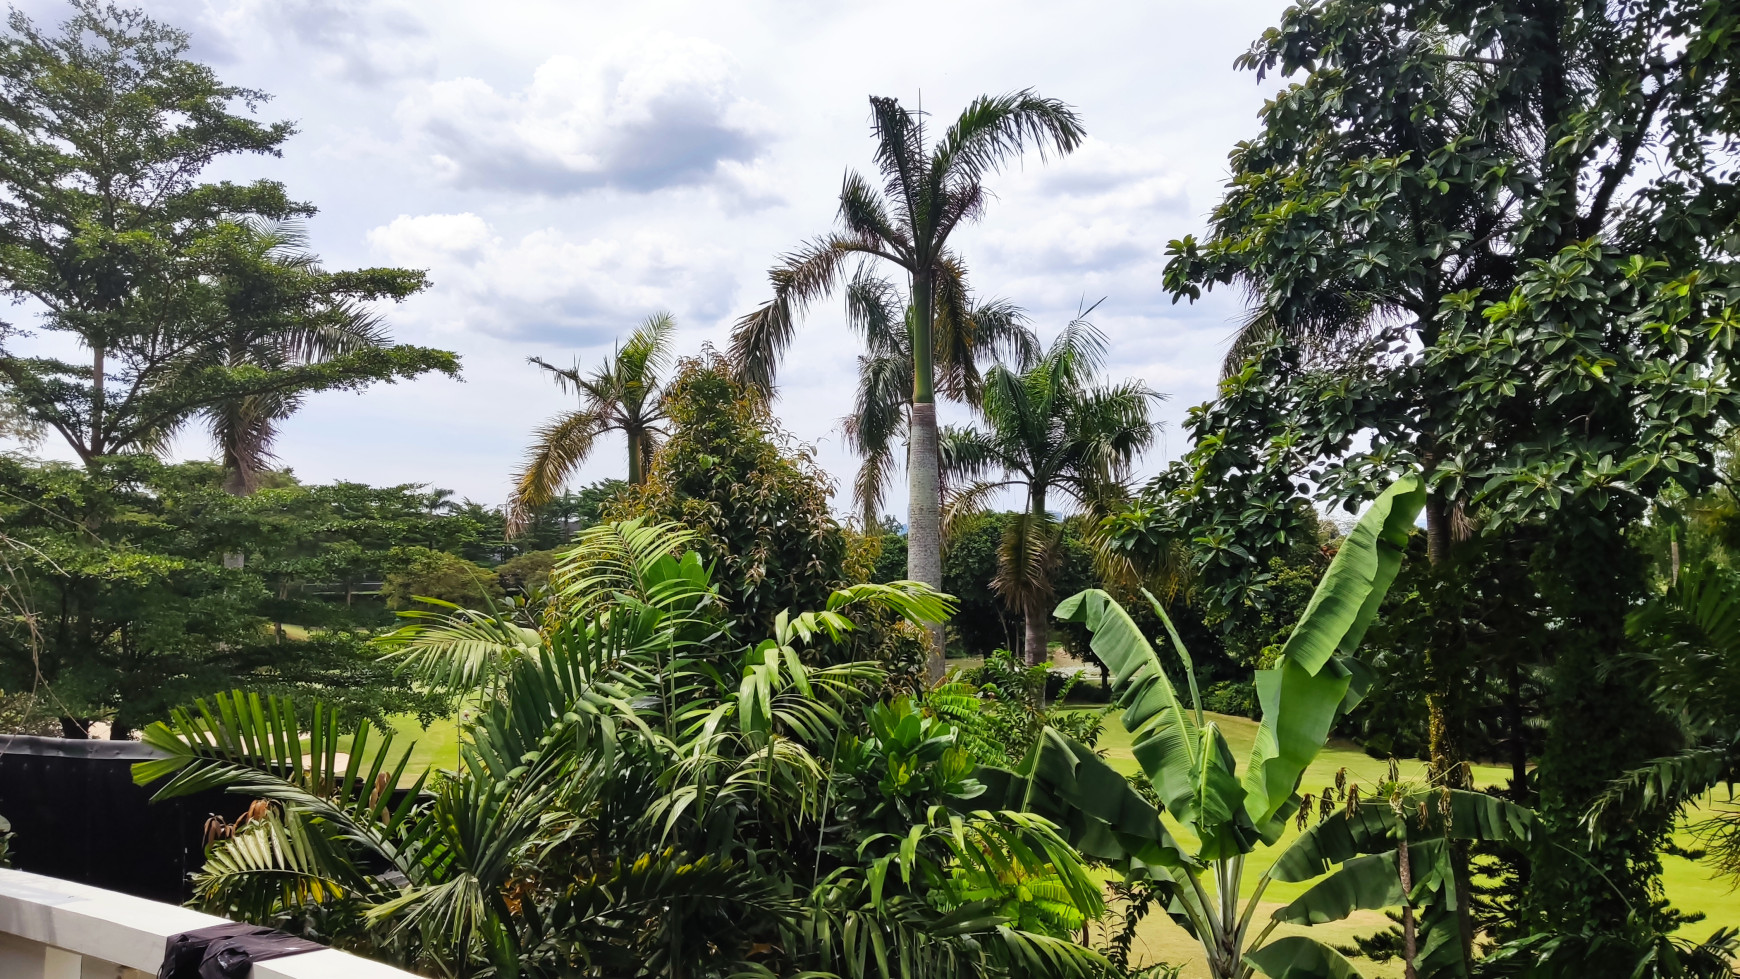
[0,868,419,978]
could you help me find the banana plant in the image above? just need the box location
[981,474,1533,978]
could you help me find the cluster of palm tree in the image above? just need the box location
[511,91,1159,674]
[939,313,1161,665]
[133,519,1107,979]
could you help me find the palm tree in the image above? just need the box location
[194,220,404,495]
[840,267,1036,530]
[509,312,675,531]
[938,314,1161,665]
[732,91,1084,680]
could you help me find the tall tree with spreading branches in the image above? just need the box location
[1150,0,1740,949]
[733,91,1084,679]
[0,2,453,471]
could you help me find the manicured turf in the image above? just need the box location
[383,712,464,775]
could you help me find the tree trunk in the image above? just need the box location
[908,271,946,683]
[1424,488,1450,567]
[1398,837,1419,979]
[1422,485,1476,972]
[627,428,645,486]
[1023,485,1050,667]
[1023,607,1049,668]
[87,344,105,462]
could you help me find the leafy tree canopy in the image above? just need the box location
[1128,0,1740,935]
[0,2,456,468]
[0,455,465,731]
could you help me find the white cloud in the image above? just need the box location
[367,213,740,344]
[971,138,1192,302]
[396,36,772,195]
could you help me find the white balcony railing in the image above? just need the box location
[0,867,418,978]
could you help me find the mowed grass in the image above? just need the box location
[1078,709,1740,976]
[371,705,1737,976]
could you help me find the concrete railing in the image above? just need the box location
[0,868,418,978]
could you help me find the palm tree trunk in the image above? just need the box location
[1023,484,1050,667]
[1023,608,1049,668]
[908,270,946,683]
[627,428,645,485]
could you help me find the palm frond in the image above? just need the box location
[839,169,913,259]
[615,311,679,384]
[941,478,1014,541]
[378,599,542,693]
[552,518,711,617]
[193,806,368,921]
[1586,738,1740,845]
[732,236,861,394]
[994,510,1064,617]
[938,425,1006,490]
[930,90,1085,193]
[509,407,608,530]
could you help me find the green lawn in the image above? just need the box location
[374,706,1737,976]
[382,712,464,775]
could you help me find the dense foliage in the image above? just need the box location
[6,1,1740,976]
[1113,0,1740,956]
[138,521,1108,979]
[609,353,861,640]
[0,2,455,485]
[0,456,460,732]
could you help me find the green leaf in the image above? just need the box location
[977,729,1191,870]
[1245,935,1367,979]
[1242,473,1425,829]
[1053,589,1202,828]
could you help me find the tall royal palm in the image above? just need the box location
[840,267,1036,531]
[509,313,675,531]
[939,316,1161,665]
[733,91,1084,679]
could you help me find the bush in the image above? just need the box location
[609,352,853,639]
[1200,680,1257,718]
[495,549,558,595]
[380,548,504,610]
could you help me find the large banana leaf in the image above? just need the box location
[1269,789,1533,882]
[1241,473,1425,831]
[1245,936,1365,979]
[1053,589,1221,843]
[1271,837,1448,926]
[975,728,1191,870]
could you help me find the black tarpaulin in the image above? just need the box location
[158,922,324,979]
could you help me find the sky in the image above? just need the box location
[10,0,1291,513]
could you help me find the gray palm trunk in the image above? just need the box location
[1023,485,1049,667]
[909,271,947,682]
[627,428,646,486]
